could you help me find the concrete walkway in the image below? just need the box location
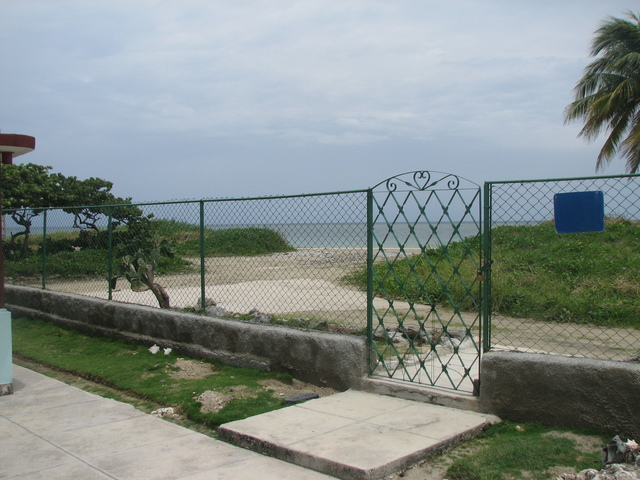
[1,365,498,480]
[1,365,333,480]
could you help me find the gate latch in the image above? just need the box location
[475,261,493,282]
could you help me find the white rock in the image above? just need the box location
[151,407,176,418]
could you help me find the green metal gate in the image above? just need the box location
[367,171,484,394]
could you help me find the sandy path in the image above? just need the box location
[32,247,640,361]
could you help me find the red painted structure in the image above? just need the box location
[0,133,36,307]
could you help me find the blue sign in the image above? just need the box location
[553,191,605,234]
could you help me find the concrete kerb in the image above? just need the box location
[479,351,640,439]
[6,285,368,391]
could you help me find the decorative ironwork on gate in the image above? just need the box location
[367,171,483,393]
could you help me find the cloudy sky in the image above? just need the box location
[0,1,634,202]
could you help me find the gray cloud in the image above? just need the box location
[0,0,634,201]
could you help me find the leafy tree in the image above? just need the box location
[60,176,120,232]
[2,164,63,257]
[1,163,146,258]
[59,175,146,234]
[564,11,640,173]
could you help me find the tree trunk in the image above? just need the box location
[149,282,170,309]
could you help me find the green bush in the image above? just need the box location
[5,221,293,279]
[172,225,295,256]
[344,220,640,327]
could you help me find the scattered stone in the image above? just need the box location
[439,331,475,351]
[400,325,427,345]
[447,329,468,341]
[603,437,640,466]
[199,297,217,307]
[151,407,178,418]
[329,324,361,334]
[249,308,272,323]
[306,319,329,330]
[373,327,408,343]
[205,305,229,317]
[558,464,640,479]
[557,436,640,480]
[0,384,13,396]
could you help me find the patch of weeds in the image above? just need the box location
[343,220,640,328]
[445,421,607,480]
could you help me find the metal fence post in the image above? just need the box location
[366,188,373,371]
[107,207,113,300]
[200,201,206,311]
[482,182,492,352]
[41,209,47,289]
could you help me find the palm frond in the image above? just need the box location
[620,114,640,172]
[565,11,640,173]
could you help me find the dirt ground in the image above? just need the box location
[36,247,640,361]
[169,358,336,415]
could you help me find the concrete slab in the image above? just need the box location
[9,462,115,480]
[9,396,147,438]
[219,390,500,480]
[0,365,335,480]
[2,365,498,480]
[0,416,77,478]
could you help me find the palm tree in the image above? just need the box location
[564,11,640,173]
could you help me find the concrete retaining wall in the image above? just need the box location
[479,351,640,438]
[6,285,367,391]
[11,284,639,436]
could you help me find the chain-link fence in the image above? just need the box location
[4,191,371,333]
[485,174,640,361]
[7,173,640,363]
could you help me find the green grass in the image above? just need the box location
[343,236,481,311]
[444,421,607,480]
[5,248,192,279]
[489,220,640,326]
[12,317,610,477]
[5,220,294,279]
[12,317,293,428]
[344,220,640,328]
[155,219,295,257]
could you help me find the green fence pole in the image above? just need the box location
[200,201,206,312]
[482,182,492,352]
[41,209,47,289]
[366,189,373,372]
[107,208,113,300]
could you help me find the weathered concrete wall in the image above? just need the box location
[6,285,367,391]
[479,351,640,438]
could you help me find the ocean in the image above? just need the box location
[272,222,480,249]
[4,222,480,250]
